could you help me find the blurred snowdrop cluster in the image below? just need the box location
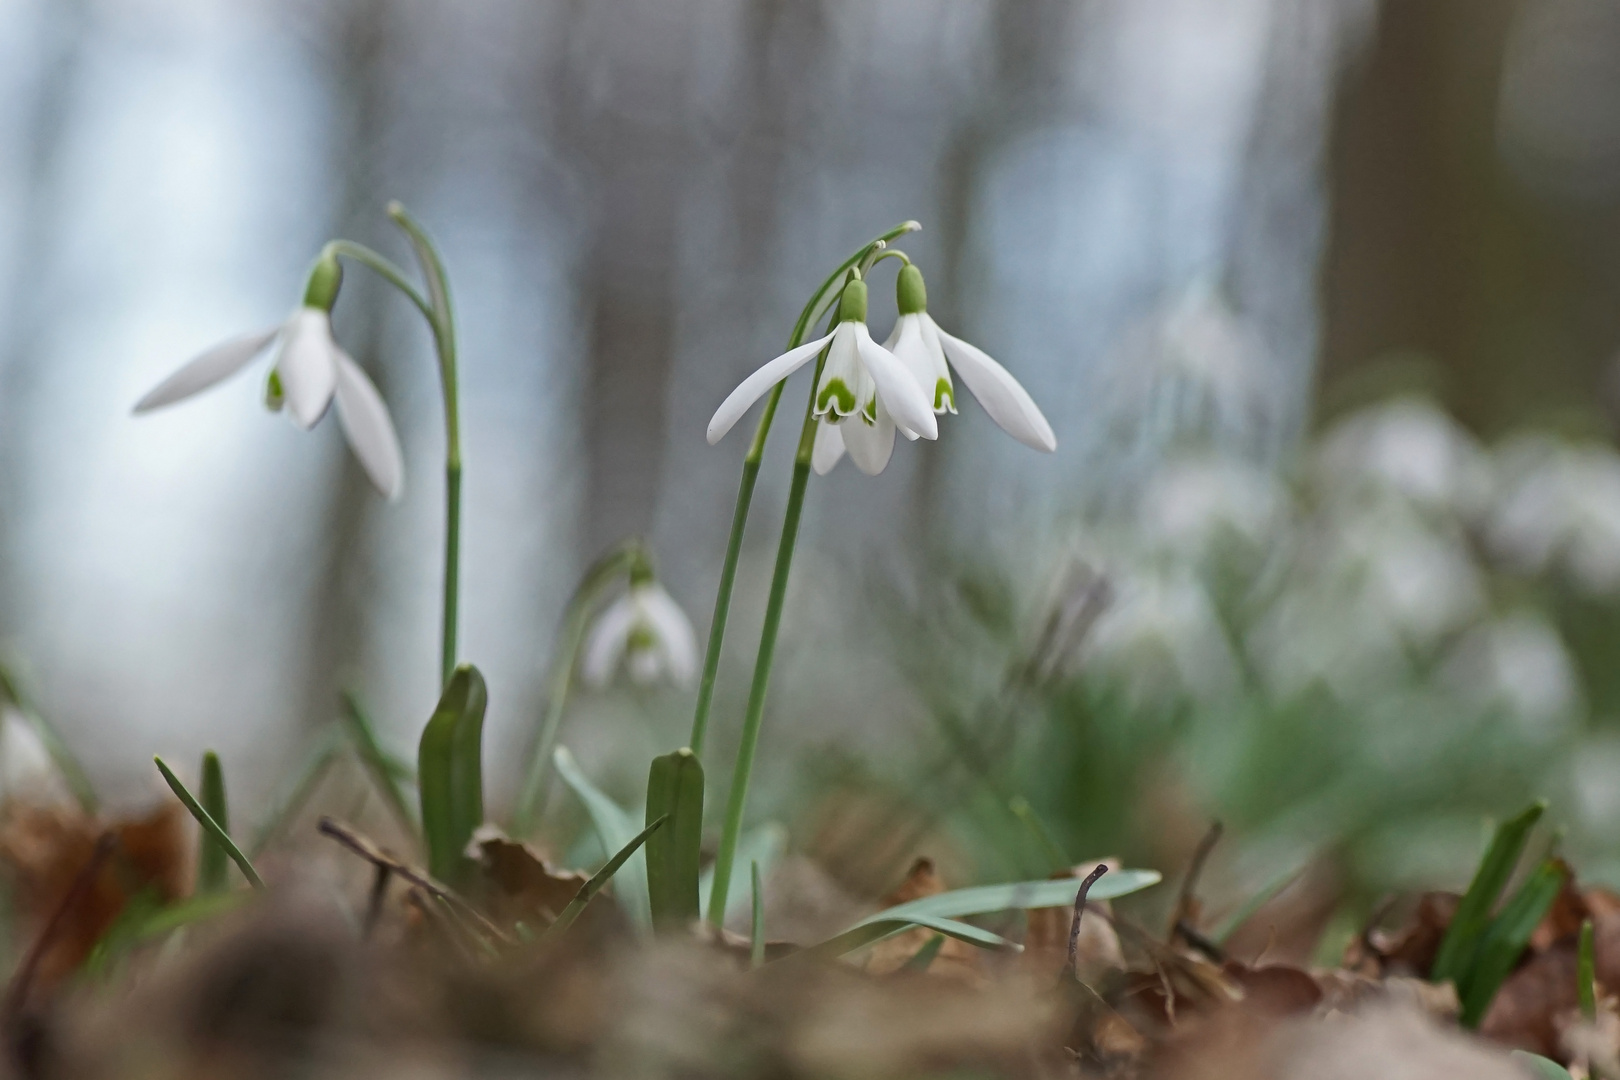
[1487,432,1620,592]
[1006,391,1620,881]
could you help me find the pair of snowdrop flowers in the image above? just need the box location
[134,253,405,500]
[707,263,1056,474]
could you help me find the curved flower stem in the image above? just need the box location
[686,220,920,759]
[511,540,645,836]
[705,350,827,927]
[323,217,462,690]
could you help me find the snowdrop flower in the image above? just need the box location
[133,253,404,500]
[708,275,937,476]
[580,576,699,688]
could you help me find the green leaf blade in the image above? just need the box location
[1432,801,1545,987]
[154,756,263,890]
[553,746,652,932]
[418,665,488,884]
[195,751,229,894]
[541,814,667,943]
[645,748,704,929]
[1459,858,1567,1028]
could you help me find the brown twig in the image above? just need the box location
[3,832,117,1022]
[316,817,510,946]
[1065,864,1109,981]
[1168,820,1222,943]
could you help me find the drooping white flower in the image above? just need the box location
[813,264,1054,474]
[133,255,404,500]
[708,276,937,476]
[580,579,700,688]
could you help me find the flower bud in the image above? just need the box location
[838,277,869,323]
[896,263,928,315]
[302,252,343,311]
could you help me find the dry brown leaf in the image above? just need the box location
[466,827,588,932]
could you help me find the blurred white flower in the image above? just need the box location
[133,256,403,500]
[1488,433,1620,593]
[1081,566,1240,706]
[1314,397,1491,516]
[1441,613,1580,735]
[580,581,699,689]
[709,276,936,476]
[815,264,1054,475]
[1137,454,1281,555]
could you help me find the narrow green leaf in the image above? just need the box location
[1459,858,1567,1027]
[249,729,340,856]
[195,751,229,894]
[1432,801,1545,987]
[154,757,263,890]
[341,690,417,834]
[901,933,946,973]
[553,746,651,931]
[791,870,1162,963]
[645,748,704,929]
[1510,1050,1575,1079]
[540,815,666,943]
[865,871,1162,927]
[797,914,1017,962]
[418,665,487,884]
[700,822,787,925]
[750,861,765,969]
[1580,918,1597,1021]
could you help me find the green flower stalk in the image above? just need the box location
[686,222,921,760]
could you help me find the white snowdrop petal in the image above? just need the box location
[707,331,835,444]
[133,327,279,412]
[579,596,638,687]
[276,309,340,429]
[333,350,406,500]
[932,320,1054,451]
[636,584,699,687]
[854,324,936,440]
[892,314,951,414]
[841,408,897,476]
[812,420,846,475]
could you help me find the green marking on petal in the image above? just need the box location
[816,378,857,416]
[264,368,285,412]
[862,399,877,423]
[627,625,657,652]
[934,378,955,411]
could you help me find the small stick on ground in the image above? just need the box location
[1066,864,1109,981]
[317,817,510,946]
[1168,820,1222,943]
[3,832,118,1023]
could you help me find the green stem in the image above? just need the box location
[706,354,826,927]
[686,220,919,758]
[512,541,642,835]
[324,213,463,690]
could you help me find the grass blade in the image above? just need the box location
[865,870,1162,927]
[553,746,652,931]
[700,822,787,926]
[195,751,229,895]
[540,814,666,943]
[1459,858,1567,1027]
[250,729,340,856]
[901,933,946,973]
[1432,801,1545,987]
[797,914,1017,961]
[645,748,704,929]
[750,861,765,969]
[341,689,417,834]
[417,665,487,884]
[154,756,263,890]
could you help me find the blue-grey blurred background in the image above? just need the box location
[9,0,1620,925]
